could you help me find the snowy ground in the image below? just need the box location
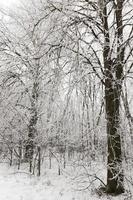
[0,161,132,200]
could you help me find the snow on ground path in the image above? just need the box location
[0,163,130,200]
[0,163,88,200]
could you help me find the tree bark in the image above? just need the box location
[101,0,125,194]
[105,79,124,194]
[25,81,38,171]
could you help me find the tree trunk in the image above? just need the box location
[105,80,124,194]
[100,0,125,194]
[25,81,38,171]
[37,146,41,176]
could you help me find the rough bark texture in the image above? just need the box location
[25,81,38,171]
[101,0,125,194]
[105,81,124,194]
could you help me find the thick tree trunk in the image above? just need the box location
[25,81,38,171]
[100,0,125,194]
[105,81,124,194]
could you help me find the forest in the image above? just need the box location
[0,0,133,199]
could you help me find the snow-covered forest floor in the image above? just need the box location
[0,159,132,200]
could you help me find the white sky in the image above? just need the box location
[0,0,19,8]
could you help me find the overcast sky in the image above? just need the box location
[0,0,20,8]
